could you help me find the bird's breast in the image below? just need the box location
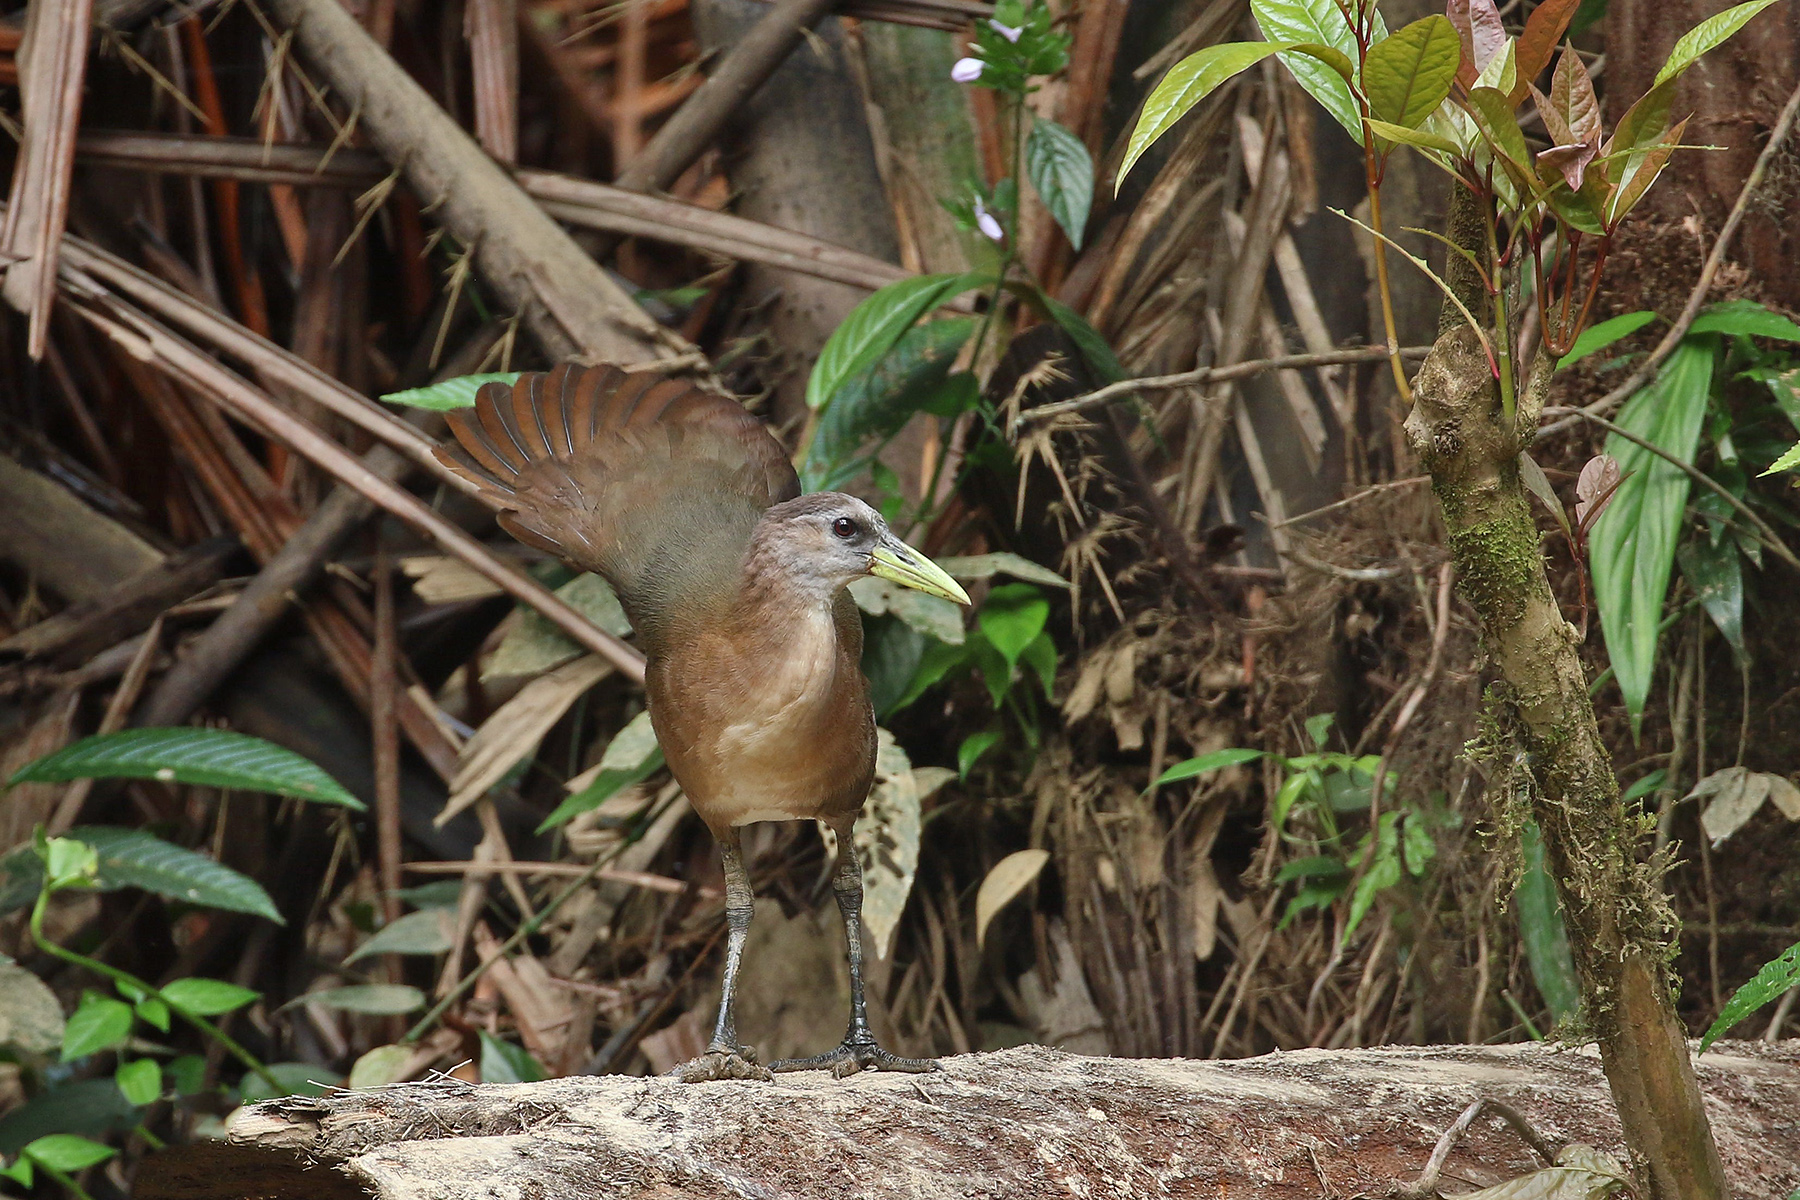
[648,603,874,831]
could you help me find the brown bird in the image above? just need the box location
[435,363,969,1081]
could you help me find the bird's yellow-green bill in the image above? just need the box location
[870,543,971,605]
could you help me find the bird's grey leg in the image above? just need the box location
[677,828,772,1082]
[770,824,940,1079]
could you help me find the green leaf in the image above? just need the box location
[0,1082,136,1157]
[486,573,632,681]
[936,552,1069,590]
[1026,118,1094,249]
[22,1134,115,1173]
[41,837,97,893]
[346,909,453,963]
[0,1158,29,1188]
[803,317,975,490]
[478,1031,546,1084]
[1766,439,1800,476]
[61,992,133,1061]
[1019,629,1056,700]
[1605,79,1676,184]
[890,637,972,714]
[286,985,425,1015]
[1591,339,1715,727]
[1606,118,1686,225]
[0,963,65,1054]
[134,996,169,1032]
[1621,768,1668,805]
[1654,0,1781,85]
[1274,855,1347,884]
[1253,0,1376,138]
[1363,17,1460,130]
[165,1055,208,1097]
[348,1044,414,1089]
[1121,43,1289,187]
[1516,820,1581,1022]
[807,273,984,411]
[1344,818,1403,943]
[1701,939,1799,1051]
[1688,299,1800,342]
[1519,451,1573,541]
[1153,747,1263,788]
[12,728,361,809]
[380,372,522,411]
[160,978,259,1018]
[1365,119,1462,156]
[1557,309,1657,370]
[976,583,1049,670]
[114,1059,161,1107]
[1465,85,1538,191]
[238,1063,341,1103]
[958,729,1002,778]
[39,827,283,923]
[537,709,663,833]
[1678,535,1746,662]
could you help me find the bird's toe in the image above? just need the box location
[675,1048,774,1083]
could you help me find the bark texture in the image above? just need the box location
[1402,189,1729,1200]
[141,1043,1800,1200]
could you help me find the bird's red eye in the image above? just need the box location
[832,517,858,539]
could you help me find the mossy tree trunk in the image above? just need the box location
[1401,189,1729,1200]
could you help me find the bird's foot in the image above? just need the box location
[674,1043,773,1083]
[769,1034,940,1080]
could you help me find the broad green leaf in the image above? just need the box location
[12,728,361,810]
[890,637,973,714]
[1363,17,1460,130]
[1654,0,1781,85]
[287,985,425,1015]
[380,372,522,411]
[936,552,1070,589]
[348,1044,414,1089]
[41,837,96,893]
[22,1134,115,1173]
[1767,439,1800,476]
[1122,43,1288,186]
[1516,821,1581,1022]
[478,1031,545,1084]
[807,273,984,410]
[849,576,966,644]
[34,826,283,923]
[1274,855,1347,884]
[1557,310,1657,370]
[1510,0,1580,104]
[1687,298,1800,342]
[134,997,169,1032]
[1519,452,1573,541]
[1678,535,1746,662]
[1605,79,1676,182]
[976,583,1049,670]
[537,709,663,832]
[1254,0,1377,138]
[0,1080,136,1158]
[1026,117,1094,249]
[238,1063,341,1103]
[1020,630,1056,700]
[61,992,132,1061]
[1152,748,1264,789]
[1365,119,1461,156]
[959,729,1001,778]
[165,1055,208,1096]
[486,573,632,681]
[345,909,454,963]
[114,1059,162,1107]
[0,1158,29,1188]
[1701,939,1799,1050]
[0,963,65,1055]
[1606,118,1685,225]
[1465,86,1538,192]
[863,617,926,720]
[160,978,259,1018]
[803,317,974,490]
[1591,339,1715,727]
[1344,817,1403,944]
[1036,291,1127,383]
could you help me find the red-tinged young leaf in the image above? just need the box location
[1519,452,1573,541]
[1363,16,1462,130]
[1446,0,1507,89]
[1609,117,1687,225]
[1551,48,1602,146]
[1575,454,1623,529]
[1509,0,1580,104]
[1537,142,1597,192]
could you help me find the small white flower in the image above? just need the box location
[973,197,1004,242]
[951,56,984,83]
[987,18,1023,42]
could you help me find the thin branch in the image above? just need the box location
[1541,405,1800,572]
[1011,346,1433,432]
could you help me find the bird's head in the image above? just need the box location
[753,493,971,606]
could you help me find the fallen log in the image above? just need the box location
[140,1042,1800,1199]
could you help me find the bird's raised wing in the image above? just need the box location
[435,365,799,635]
